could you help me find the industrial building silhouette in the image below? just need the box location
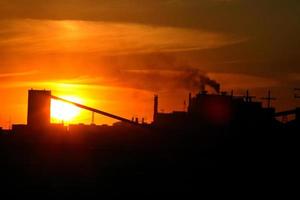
[152,90,298,130]
[17,88,300,131]
[0,87,297,141]
[0,87,299,196]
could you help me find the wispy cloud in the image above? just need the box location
[207,72,280,90]
[0,19,246,55]
[0,70,38,78]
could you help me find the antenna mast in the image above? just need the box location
[261,90,276,108]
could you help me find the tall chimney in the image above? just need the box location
[153,95,158,122]
[188,93,192,112]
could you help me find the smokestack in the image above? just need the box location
[153,95,158,122]
[188,93,192,112]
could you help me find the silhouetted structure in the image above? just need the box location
[261,90,276,108]
[0,87,299,196]
[153,95,158,122]
[275,108,299,119]
[51,95,141,126]
[153,89,276,130]
[27,89,51,128]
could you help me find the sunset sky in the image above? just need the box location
[0,0,299,128]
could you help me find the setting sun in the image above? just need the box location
[51,96,82,123]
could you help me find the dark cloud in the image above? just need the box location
[0,1,299,32]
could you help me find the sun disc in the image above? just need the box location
[51,96,82,123]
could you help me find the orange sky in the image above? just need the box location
[0,1,299,128]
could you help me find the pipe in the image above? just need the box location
[51,95,139,126]
[274,109,298,117]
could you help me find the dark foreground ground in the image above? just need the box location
[0,122,298,197]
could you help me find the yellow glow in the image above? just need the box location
[51,96,82,123]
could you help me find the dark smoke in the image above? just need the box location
[117,67,220,93]
[180,68,220,93]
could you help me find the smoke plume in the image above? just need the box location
[117,67,220,93]
[180,68,220,93]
